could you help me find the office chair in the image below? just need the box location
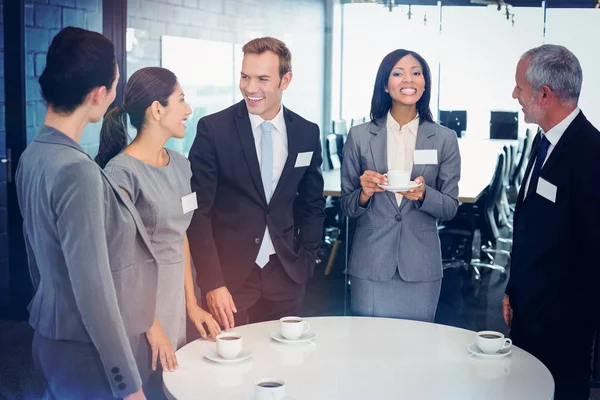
[440,152,509,280]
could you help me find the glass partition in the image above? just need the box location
[341,3,441,123]
[438,6,544,138]
[545,8,600,128]
[127,0,326,155]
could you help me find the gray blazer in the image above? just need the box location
[340,119,461,282]
[16,126,159,398]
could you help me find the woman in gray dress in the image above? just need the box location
[96,67,221,398]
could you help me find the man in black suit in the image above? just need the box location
[503,44,600,400]
[187,37,325,329]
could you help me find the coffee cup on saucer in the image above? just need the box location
[383,170,410,187]
[255,378,286,400]
[280,316,310,340]
[476,331,512,354]
[216,332,243,359]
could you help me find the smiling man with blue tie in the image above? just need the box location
[503,44,600,400]
[187,37,325,330]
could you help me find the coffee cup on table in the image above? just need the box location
[280,316,310,340]
[476,331,512,354]
[255,378,286,400]
[216,332,243,359]
[384,170,410,187]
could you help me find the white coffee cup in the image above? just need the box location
[216,332,243,359]
[254,378,286,400]
[280,316,310,340]
[476,331,512,354]
[384,170,410,187]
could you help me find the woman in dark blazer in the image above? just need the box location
[16,27,157,400]
[340,49,461,322]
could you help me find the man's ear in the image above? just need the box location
[279,72,293,91]
[540,85,552,101]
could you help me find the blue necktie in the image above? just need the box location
[256,121,273,268]
[527,134,551,198]
[260,121,273,203]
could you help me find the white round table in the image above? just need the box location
[163,317,554,400]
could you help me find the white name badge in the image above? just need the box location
[536,178,557,203]
[181,192,198,214]
[413,149,438,165]
[295,151,313,168]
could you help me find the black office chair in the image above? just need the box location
[325,134,341,170]
[440,152,509,279]
[332,120,348,136]
[508,131,531,206]
[517,128,534,187]
[322,133,344,275]
[509,136,526,189]
[350,117,367,127]
[496,146,512,228]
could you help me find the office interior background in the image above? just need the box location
[1,0,600,397]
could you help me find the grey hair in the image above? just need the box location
[521,44,582,106]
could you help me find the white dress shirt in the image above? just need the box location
[248,107,288,265]
[524,107,580,196]
[387,112,419,205]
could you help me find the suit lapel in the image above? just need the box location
[99,168,157,260]
[515,112,583,216]
[368,120,398,210]
[234,102,267,205]
[271,107,296,202]
[515,130,540,214]
[38,127,158,259]
[538,111,582,178]
[398,121,436,213]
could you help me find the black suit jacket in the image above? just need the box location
[506,111,600,331]
[187,101,325,294]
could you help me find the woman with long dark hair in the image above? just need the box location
[96,67,220,398]
[16,27,155,400]
[340,49,461,322]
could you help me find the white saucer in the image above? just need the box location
[271,331,316,344]
[204,348,252,364]
[378,181,422,192]
[468,343,511,359]
[245,395,295,400]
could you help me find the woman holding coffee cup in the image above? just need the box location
[340,49,461,322]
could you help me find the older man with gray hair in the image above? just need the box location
[503,44,600,400]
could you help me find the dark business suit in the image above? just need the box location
[506,111,600,400]
[187,101,325,325]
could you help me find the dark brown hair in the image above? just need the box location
[39,27,116,114]
[242,37,292,79]
[95,67,178,168]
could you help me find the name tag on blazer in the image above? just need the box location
[295,151,313,168]
[181,192,198,214]
[413,150,438,165]
[536,178,557,203]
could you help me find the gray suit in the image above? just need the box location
[341,119,460,320]
[16,126,159,398]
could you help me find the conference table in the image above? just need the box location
[323,138,519,203]
[162,316,554,400]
